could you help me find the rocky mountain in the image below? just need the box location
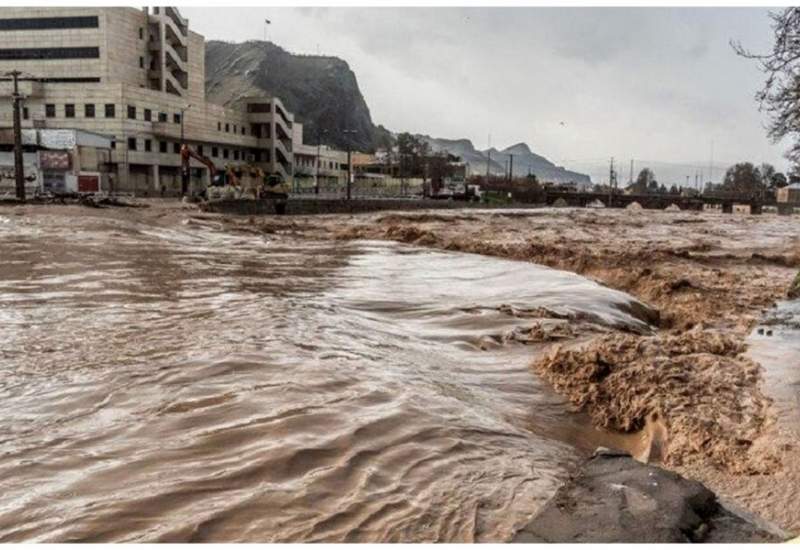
[205,40,392,151]
[204,40,591,184]
[419,136,592,185]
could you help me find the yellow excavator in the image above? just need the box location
[181,144,289,211]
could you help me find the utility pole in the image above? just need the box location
[608,157,616,207]
[486,133,491,184]
[7,70,25,201]
[179,104,192,196]
[343,129,356,200]
[508,153,514,183]
[315,127,327,195]
[629,159,634,186]
[708,140,714,187]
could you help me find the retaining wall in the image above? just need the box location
[201,198,540,216]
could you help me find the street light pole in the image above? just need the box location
[7,70,25,201]
[315,127,327,195]
[343,129,356,200]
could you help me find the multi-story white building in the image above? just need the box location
[291,122,350,189]
[0,6,295,194]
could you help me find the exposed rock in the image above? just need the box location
[205,40,392,151]
[512,451,785,543]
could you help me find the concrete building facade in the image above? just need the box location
[291,122,350,189]
[0,6,295,195]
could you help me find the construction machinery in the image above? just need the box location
[180,144,289,212]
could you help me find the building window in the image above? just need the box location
[173,142,180,154]
[252,125,261,138]
[241,126,246,135]
[233,124,237,134]
[144,139,152,152]
[217,121,221,131]
[84,104,95,118]
[127,137,137,151]
[65,103,75,118]
[22,107,28,119]
[104,104,115,118]
[0,47,100,60]
[212,147,218,157]
[158,112,167,123]
[173,113,180,124]
[197,145,204,156]
[139,56,144,69]
[127,105,136,120]
[144,108,152,121]
[159,141,167,153]
[233,150,240,161]
[223,148,229,159]
[0,16,99,31]
[225,123,229,133]
[139,27,143,40]
[45,103,55,118]
[246,103,270,113]
[110,140,116,150]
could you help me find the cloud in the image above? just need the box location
[183,6,788,179]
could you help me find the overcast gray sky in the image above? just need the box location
[184,7,786,184]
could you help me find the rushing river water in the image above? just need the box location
[0,212,655,542]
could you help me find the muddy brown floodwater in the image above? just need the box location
[0,205,658,542]
[225,205,800,534]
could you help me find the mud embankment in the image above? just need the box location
[532,328,776,474]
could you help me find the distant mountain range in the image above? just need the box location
[418,136,592,185]
[205,40,591,184]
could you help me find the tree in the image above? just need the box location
[771,171,788,188]
[396,133,429,178]
[733,9,800,170]
[721,162,764,197]
[629,168,656,193]
[760,163,776,187]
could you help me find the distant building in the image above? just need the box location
[0,6,296,195]
[776,183,800,205]
[0,127,111,195]
[291,123,350,188]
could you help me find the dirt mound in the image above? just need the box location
[626,202,643,211]
[531,327,778,474]
[665,203,681,212]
